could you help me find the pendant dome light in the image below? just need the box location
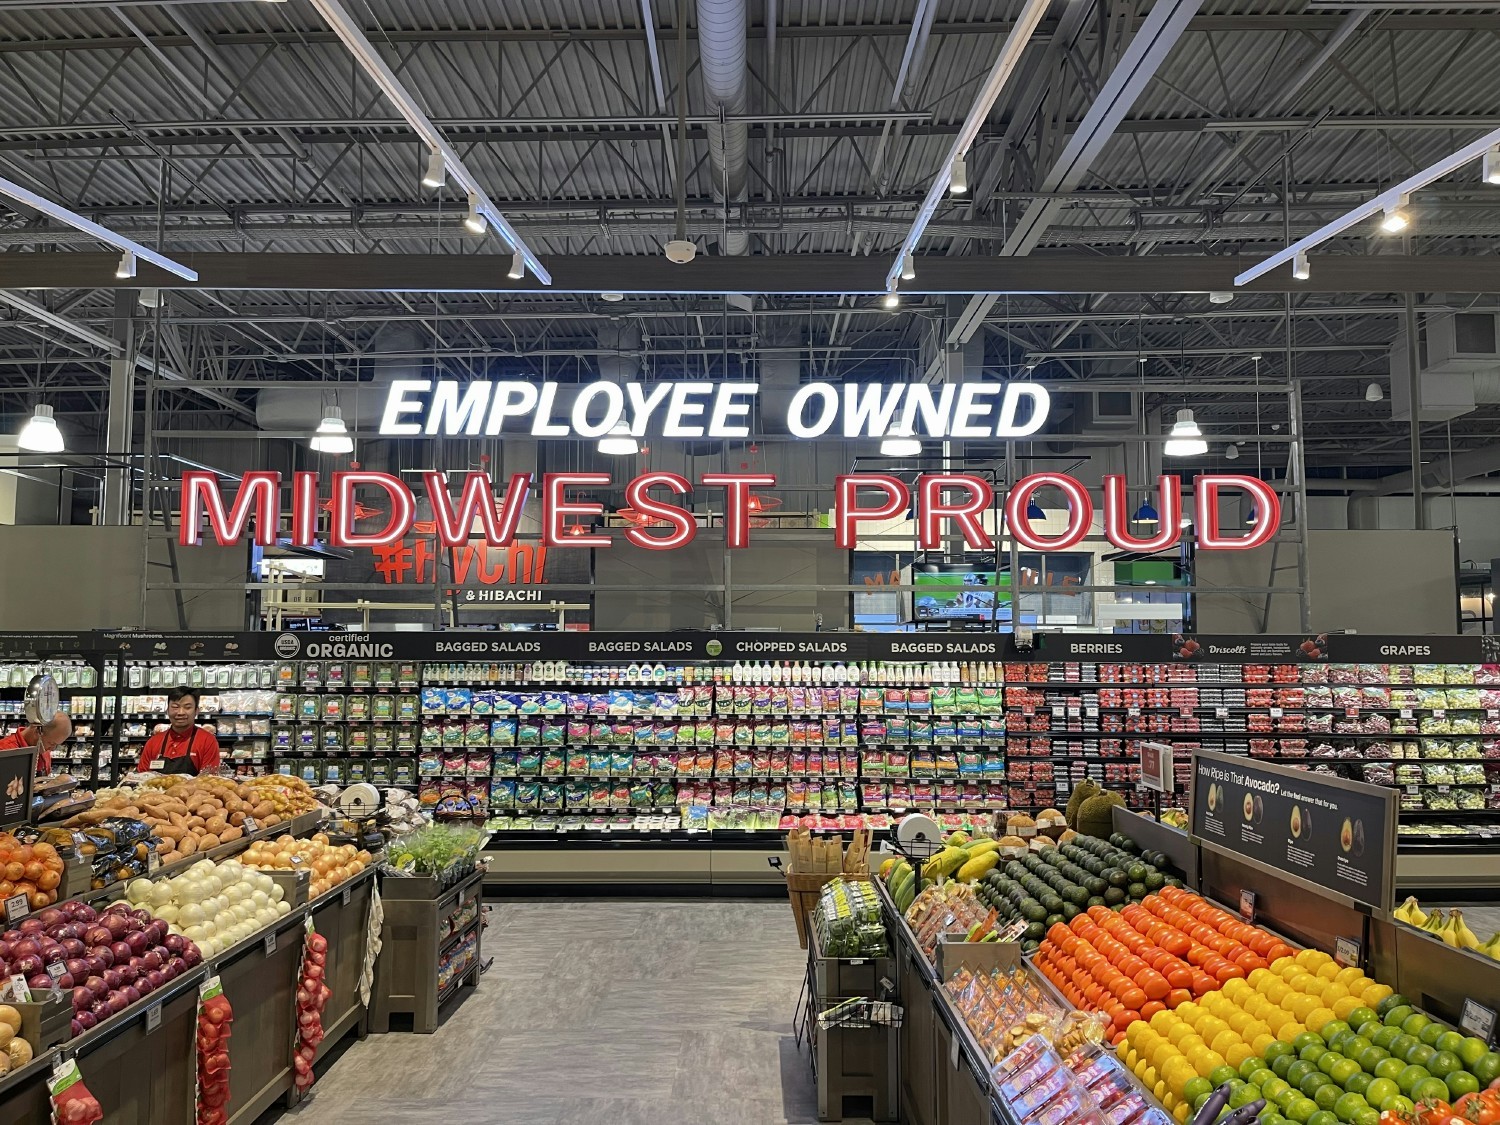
[1163,408,1208,457]
[1132,499,1159,525]
[310,405,353,454]
[597,420,639,456]
[1025,497,1046,521]
[16,404,64,453]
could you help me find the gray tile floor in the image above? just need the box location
[276,899,866,1125]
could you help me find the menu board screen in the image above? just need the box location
[1190,750,1395,913]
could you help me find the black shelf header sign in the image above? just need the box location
[1189,748,1397,915]
[0,629,1490,667]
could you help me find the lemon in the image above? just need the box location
[1278,1021,1309,1044]
[1252,1033,1278,1055]
[1334,967,1366,988]
[1305,1008,1337,1035]
[1316,962,1342,982]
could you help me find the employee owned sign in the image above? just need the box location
[177,469,1281,554]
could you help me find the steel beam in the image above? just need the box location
[0,251,1493,294]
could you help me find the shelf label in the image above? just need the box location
[145,1003,161,1033]
[1461,999,1497,1046]
[1334,937,1361,968]
[342,886,351,907]
[264,932,276,957]
[3,894,28,923]
[1400,709,1413,719]
[1216,708,1229,718]
[949,1030,962,1070]
[45,961,65,982]
[1270,708,1284,718]
[1239,890,1256,924]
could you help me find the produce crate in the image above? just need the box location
[811,906,894,998]
[781,829,872,949]
[264,868,310,909]
[935,935,1023,982]
[370,866,484,1033]
[16,994,72,1054]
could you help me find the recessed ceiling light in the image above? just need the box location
[600,292,625,303]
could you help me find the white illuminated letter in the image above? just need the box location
[709,384,758,437]
[379,379,430,436]
[571,383,625,439]
[489,382,540,434]
[426,380,492,436]
[901,385,956,438]
[531,383,569,436]
[950,385,996,438]
[787,383,838,438]
[664,385,710,437]
[841,384,903,438]
[996,384,1050,437]
[625,382,673,436]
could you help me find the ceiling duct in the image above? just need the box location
[695,0,749,255]
[254,325,428,431]
[596,321,643,383]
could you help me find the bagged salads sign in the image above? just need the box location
[177,470,1281,554]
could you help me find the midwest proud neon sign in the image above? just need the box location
[377,379,1051,440]
[178,471,1280,553]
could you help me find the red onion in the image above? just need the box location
[83,926,112,948]
[54,923,83,941]
[104,902,130,916]
[124,931,149,956]
[53,972,73,990]
[109,941,131,965]
[69,1018,82,1036]
[139,950,162,972]
[90,945,113,969]
[12,954,41,976]
[75,1009,96,1030]
[163,934,187,955]
[166,955,186,976]
[131,909,152,926]
[89,997,111,1020]
[64,958,88,979]
[144,921,168,945]
[83,975,107,1000]
[144,969,166,991]
[59,937,84,959]
[36,941,63,963]
[102,914,131,939]
[17,918,43,935]
[0,930,19,944]
[121,985,140,1005]
[105,992,128,1015]
[36,907,65,929]
[117,964,139,985]
[71,985,91,1009]
[0,941,11,961]
[83,953,105,975]
[11,938,39,959]
[181,945,202,969]
[101,968,122,991]
[25,973,52,991]
[69,903,97,924]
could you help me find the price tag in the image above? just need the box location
[1216,707,1229,719]
[148,851,160,873]
[145,1003,161,1033]
[341,887,351,907]
[1067,707,1080,718]
[949,1031,962,1070]
[1438,785,1451,794]
[1334,937,1362,968]
[46,961,65,982]
[243,816,258,834]
[1270,708,1284,718]
[3,894,28,923]
[1435,709,1447,718]
[1461,999,1497,1045]
[1400,709,1413,719]
[1345,708,1359,718]
[1405,784,1419,796]
[263,932,276,956]
[1128,707,1140,716]
[1239,890,1256,924]
[1051,705,1064,717]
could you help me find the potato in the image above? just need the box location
[198,833,220,849]
[178,835,198,856]
[219,826,243,842]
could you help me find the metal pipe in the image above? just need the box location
[696,0,750,254]
[1405,291,1426,529]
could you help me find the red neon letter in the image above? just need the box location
[1004,473,1092,551]
[542,472,611,547]
[1195,474,1280,549]
[290,472,319,547]
[179,470,280,547]
[422,471,531,547]
[700,473,777,549]
[834,474,909,550]
[328,472,416,547]
[917,474,994,550]
[623,472,697,550]
[1102,474,1184,553]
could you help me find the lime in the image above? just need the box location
[1445,1071,1479,1100]
[1388,1035,1418,1059]
[1376,995,1410,1019]
[1242,1057,1269,1081]
[1264,1114,1289,1125]
[1289,1097,1320,1124]
[1355,1047,1389,1073]
[1405,1043,1436,1068]
[1295,1033,1325,1054]
[1353,1108,1380,1125]
[1474,1052,1500,1085]
[1412,1077,1451,1103]
[1372,1058,1405,1082]
[1418,1023,1449,1048]
[1326,1032,1351,1054]
[1265,1041,1296,1065]
[1275,1088,1302,1112]
[1185,1077,1214,1104]
[1328,1059,1361,1088]
[1402,1013,1432,1038]
[1322,1022,1353,1042]
[1371,1027,1402,1051]
[1427,1050,1461,1079]
[1332,1092,1368,1124]
[1301,1045,1329,1066]
[1457,1037,1488,1069]
[1262,1078,1293,1104]
[1212,1065,1240,1088]
[1343,1037,1373,1059]
[1308,1112,1340,1125]
[1396,1065,1430,1097]
[1434,1031,1464,1055]
[1287,1061,1316,1088]
[1362,1078,1399,1106]
[1347,1008,1379,1032]
[1383,1006,1414,1028]
[1313,1085,1342,1112]
[1231,1085,1263,1109]
[1273,1055,1296,1079]
[1194,1092,1214,1111]
[1300,1073,1331,1097]
[1249,1069,1277,1089]
[1379,1096,1414,1115]
[1344,1073,1372,1098]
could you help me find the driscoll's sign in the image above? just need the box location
[178,471,1280,553]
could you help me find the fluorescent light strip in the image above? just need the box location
[0,175,198,281]
[1234,124,1500,287]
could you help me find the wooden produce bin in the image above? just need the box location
[371,867,483,1034]
[0,1052,59,1125]
[781,829,871,949]
[71,967,205,1125]
[219,912,310,1125]
[303,867,375,1064]
[808,925,898,1122]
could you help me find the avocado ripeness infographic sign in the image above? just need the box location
[1189,749,1396,914]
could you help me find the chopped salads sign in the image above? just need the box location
[177,470,1280,553]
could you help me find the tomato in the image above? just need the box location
[1190,971,1217,996]
[1138,972,1170,1001]
[1112,1008,1139,1033]
[1119,986,1147,1011]
[1166,988,1192,1009]
[1212,962,1244,983]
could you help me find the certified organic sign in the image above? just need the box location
[1190,750,1394,913]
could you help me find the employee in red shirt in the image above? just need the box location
[137,686,221,775]
[0,713,71,774]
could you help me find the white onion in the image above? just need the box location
[177,903,206,927]
[177,880,208,905]
[250,890,269,910]
[182,924,210,943]
[150,881,175,907]
[155,904,180,925]
[269,884,285,904]
[126,878,154,905]
[275,900,291,916]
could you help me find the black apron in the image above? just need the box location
[163,728,200,775]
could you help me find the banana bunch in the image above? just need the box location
[1420,909,1449,942]
[1392,896,1428,927]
